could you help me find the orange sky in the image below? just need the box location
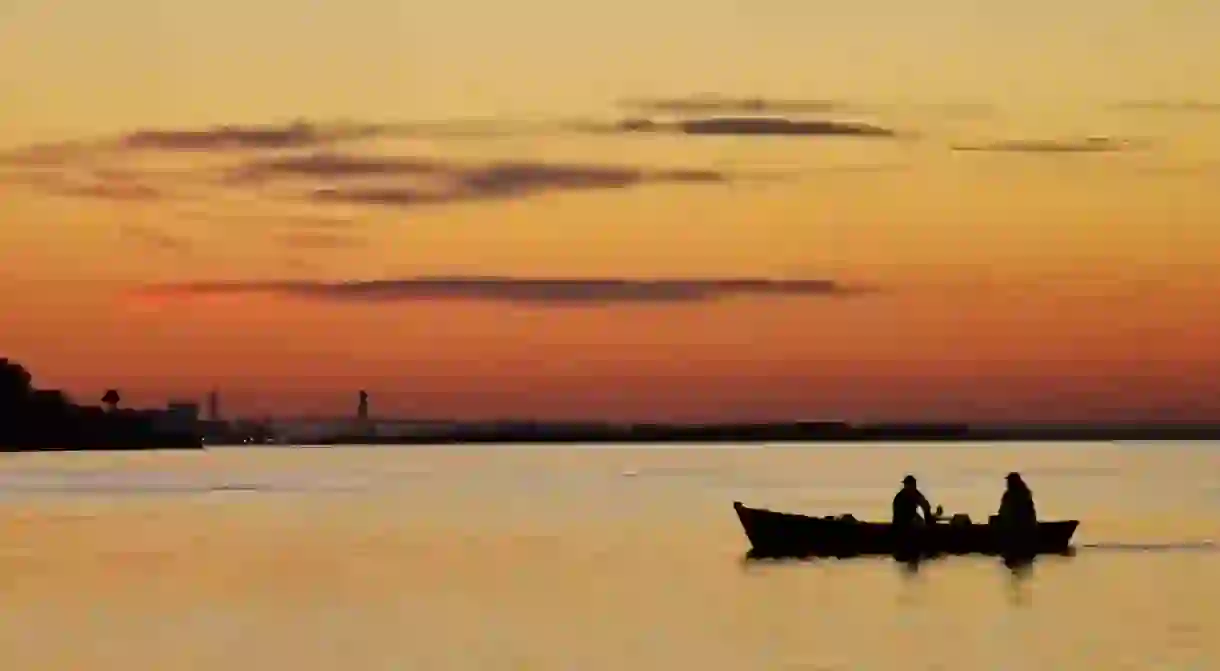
[2,0,1220,421]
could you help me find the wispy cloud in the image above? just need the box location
[61,181,162,200]
[120,121,384,151]
[951,137,1137,154]
[387,119,588,139]
[619,95,848,115]
[6,114,888,214]
[8,125,739,211]
[616,117,898,138]
[617,96,994,120]
[5,112,905,173]
[0,122,392,163]
[0,141,99,167]
[302,158,729,209]
[0,166,163,200]
[134,276,873,306]
[229,153,440,183]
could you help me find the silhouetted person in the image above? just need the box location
[892,475,935,529]
[996,472,1037,529]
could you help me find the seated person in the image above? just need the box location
[996,472,1037,528]
[892,475,935,528]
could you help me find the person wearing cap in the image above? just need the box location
[996,471,1037,529]
[891,474,935,529]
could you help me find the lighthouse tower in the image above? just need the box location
[355,390,372,438]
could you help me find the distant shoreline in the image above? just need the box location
[302,427,1220,446]
[252,421,1220,446]
[5,422,1220,452]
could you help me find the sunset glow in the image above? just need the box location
[3,0,1219,421]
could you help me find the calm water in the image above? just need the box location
[1,442,1217,670]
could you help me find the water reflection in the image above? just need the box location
[4,443,1219,669]
[1004,556,1035,607]
[1080,541,1217,552]
[893,556,929,612]
[897,556,922,578]
[739,551,1057,609]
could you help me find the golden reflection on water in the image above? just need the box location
[0,442,1217,669]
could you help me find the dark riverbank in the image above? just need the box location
[2,357,202,452]
[8,356,1218,452]
[1,407,203,452]
[6,419,1219,451]
[303,421,1220,446]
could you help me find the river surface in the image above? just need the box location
[1,441,1217,669]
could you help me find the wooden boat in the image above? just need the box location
[733,501,1078,560]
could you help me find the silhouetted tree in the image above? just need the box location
[32,389,69,407]
[1,358,34,406]
[2,358,200,451]
[27,388,71,426]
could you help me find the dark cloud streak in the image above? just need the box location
[6,113,892,214]
[618,117,898,138]
[618,96,995,120]
[136,276,872,306]
[951,137,1135,154]
[121,121,383,151]
[307,159,728,209]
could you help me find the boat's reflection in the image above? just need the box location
[738,546,1077,576]
[738,548,1081,610]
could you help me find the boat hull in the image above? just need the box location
[733,501,1078,560]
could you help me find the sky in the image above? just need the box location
[2,0,1220,422]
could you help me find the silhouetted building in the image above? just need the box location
[208,390,221,421]
[1,358,201,451]
[168,401,199,416]
[227,418,277,444]
[159,401,201,434]
[102,389,121,412]
[115,402,202,437]
[357,390,369,422]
